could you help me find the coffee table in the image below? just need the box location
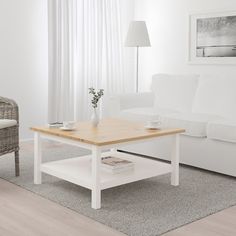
[31,119,184,209]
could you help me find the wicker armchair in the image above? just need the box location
[0,97,19,176]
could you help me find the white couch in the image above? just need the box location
[107,74,236,177]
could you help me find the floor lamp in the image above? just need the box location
[125,21,151,92]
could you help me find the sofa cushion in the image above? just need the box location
[192,74,236,119]
[207,120,236,143]
[161,113,220,137]
[152,74,199,113]
[0,119,17,129]
[119,107,178,122]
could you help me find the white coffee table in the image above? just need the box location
[31,119,184,209]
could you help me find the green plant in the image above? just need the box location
[88,87,104,109]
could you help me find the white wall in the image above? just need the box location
[134,0,236,91]
[0,0,48,139]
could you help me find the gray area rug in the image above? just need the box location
[1,141,236,236]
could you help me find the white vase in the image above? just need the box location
[91,108,99,127]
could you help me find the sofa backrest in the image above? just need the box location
[151,74,199,113]
[192,74,236,119]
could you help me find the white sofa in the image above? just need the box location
[107,74,236,177]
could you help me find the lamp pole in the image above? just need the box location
[136,46,139,92]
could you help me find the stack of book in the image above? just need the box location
[101,156,134,174]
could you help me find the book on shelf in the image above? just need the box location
[101,156,134,174]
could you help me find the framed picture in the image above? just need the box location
[189,11,236,64]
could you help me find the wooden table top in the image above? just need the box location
[31,119,185,146]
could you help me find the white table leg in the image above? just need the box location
[91,146,101,209]
[171,134,179,186]
[34,132,42,184]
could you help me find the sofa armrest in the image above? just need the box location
[106,92,155,117]
[0,97,19,123]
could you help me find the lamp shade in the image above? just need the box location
[125,21,151,47]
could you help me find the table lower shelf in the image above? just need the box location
[40,151,172,190]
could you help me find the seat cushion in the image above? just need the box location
[152,74,199,113]
[161,113,220,137]
[207,120,236,143]
[0,119,17,129]
[119,107,178,122]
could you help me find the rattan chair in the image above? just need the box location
[0,97,19,176]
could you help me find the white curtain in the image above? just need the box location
[48,0,125,123]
